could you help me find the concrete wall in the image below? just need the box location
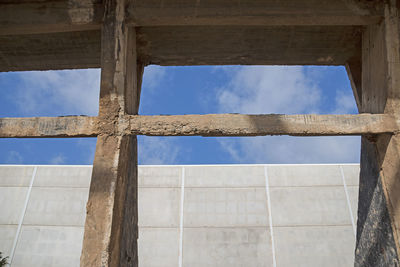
[0,164,359,267]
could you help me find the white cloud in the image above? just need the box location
[142,65,166,91]
[15,69,100,116]
[138,136,180,165]
[216,66,361,163]
[49,154,66,165]
[217,66,321,114]
[332,90,358,114]
[5,151,23,164]
[13,66,167,116]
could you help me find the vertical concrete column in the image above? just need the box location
[356,1,400,266]
[81,0,142,266]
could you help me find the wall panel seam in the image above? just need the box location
[265,166,277,267]
[340,165,356,237]
[9,166,37,266]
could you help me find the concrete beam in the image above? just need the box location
[356,1,400,265]
[127,0,383,26]
[0,30,101,72]
[0,1,381,71]
[127,114,398,137]
[0,0,103,36]
[0,25,362,71]
[0,116,97,138]
[137,25,362,66]
[0,114,398,138]
[81,0,140,266]
[0,0,383,37]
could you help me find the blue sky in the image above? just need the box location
[0,66,360,165]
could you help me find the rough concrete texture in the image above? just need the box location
[2,114,398,139]
[0,2,398,266]
[354,2,400,264]
[127,114,398,136]
[0,164,359,267]
[355,139,399,267]
[0,1,383,71]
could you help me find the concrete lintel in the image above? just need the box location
[0,114,399,138]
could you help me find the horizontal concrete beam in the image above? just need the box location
[137,26,361,66]
[0,114,397,138]
[127,0,382,27]
[0,0,383,36]
[0,116,97,138]
[128,114,398,137]
[0,1,103,35]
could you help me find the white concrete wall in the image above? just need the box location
[0,164,359,267]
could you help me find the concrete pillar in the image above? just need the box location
[80,0,141,266]
[356,1,400,266]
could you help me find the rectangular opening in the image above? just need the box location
[140,65,358,115]
[0,69,100,117]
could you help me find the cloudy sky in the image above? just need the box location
[0,66,360,165]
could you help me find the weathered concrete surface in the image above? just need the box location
[356,139,399,266]
[0,25,362,70]
[127,114,399,136]
[0,30,101,71]
[128,0,382,26]
[137,25,362,66]
[1,3,379,71]
[0,0,383,37]
[2,114,398,138]
[82,136,138,266]
[0,1,384,71]
[355,1,400,265]
[0,116,97,138]
[0,0,103,35]
[80,0,141,266]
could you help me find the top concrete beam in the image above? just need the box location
[0,0,103,36]
[0,0,383,36]
[1,0,379,70]
[0,25,362,71]
[127,0,383,27]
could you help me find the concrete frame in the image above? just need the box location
[1,0,400,266]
